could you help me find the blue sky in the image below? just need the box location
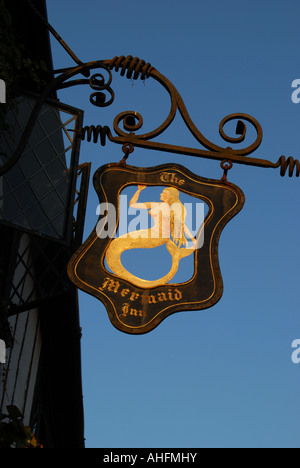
[47,0,300,448]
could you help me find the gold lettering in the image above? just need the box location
[130,308,145,317]
[120,303,129,317]
[167,289,174,301]
[157,292,168,302]
[160,172,185,187]
[99,278,184,308]
[120,303,146,318]
[160,172,169,183]
[121,288,130,297]
[99,277,109,290]
[99,277,120,293]
[148,295,157,304]
[130,292,140,302]
[173,288,183,301]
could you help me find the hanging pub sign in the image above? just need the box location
[49,54,298,335]
[1,5,298,335]
[68,163,245,334]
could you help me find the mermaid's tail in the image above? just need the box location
[166,239,195,259]
[105,230,195,289]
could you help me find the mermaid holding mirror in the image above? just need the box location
[105,185,200,288]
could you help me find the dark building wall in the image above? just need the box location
[0,0,85,448]
[3,0,55,96]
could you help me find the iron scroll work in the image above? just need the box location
[3,49,299,332]
[67,163,245,334]
[2,55,300,178]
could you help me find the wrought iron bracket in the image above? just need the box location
[1,54,299,180]
[2,1,299,179]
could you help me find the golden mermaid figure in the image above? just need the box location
[105,185,198,288]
